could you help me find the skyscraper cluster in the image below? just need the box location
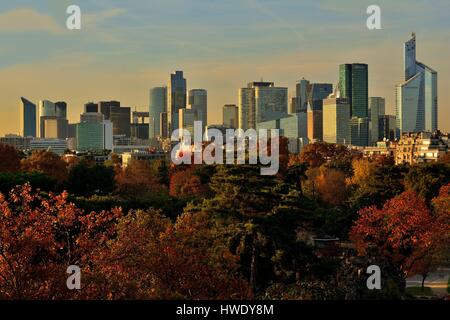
[149,71,208,140]
[14,34,439,156]
[234,34,438,150]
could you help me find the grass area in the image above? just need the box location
[406,286,435,297]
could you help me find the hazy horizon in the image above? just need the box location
[1,0,449,136]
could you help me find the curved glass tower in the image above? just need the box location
[396,33,438,133]
[20,97,36,138]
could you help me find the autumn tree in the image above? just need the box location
[0,143,21,173]
[315,167,348,206]
[169,167,210,199]
[21,150,68,184]
[406,183,450,290]
[0,183,122,299]
[350,190,447,281]
[299,142,360,174]
[85,210,250,299]
[346,158,378,187]
[116,159,165,198]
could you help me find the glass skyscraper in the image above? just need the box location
[396,33,438,134]
[339,63,368,118]
[20,97,37,138]
[350,117,370,147]
[167,71,187,135]
[149,87,167,139]
[339,63,369,146]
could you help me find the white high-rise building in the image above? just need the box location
[396,33,438,134]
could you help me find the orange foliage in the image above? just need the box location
[169,167,209,198]
[115,159,165,197]
[0,184,122,299]
[86,211,250,299]
[315,167,348,206]
[350,190,448,277]
[21,150,68,183]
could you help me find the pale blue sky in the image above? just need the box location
[1,0,449,134]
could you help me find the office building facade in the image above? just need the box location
[188,89,207,133]
[378,115,397,141]
[76,120,113,151]
[100,101,131,137]
[323,97,351,145]
[305,83,333,142]
[350,117,370,147]
[369,97,386,144]
[223,104,239,129]
[239,81,288,130]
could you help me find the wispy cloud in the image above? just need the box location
[83,8,127,28]
[0,7,64,34]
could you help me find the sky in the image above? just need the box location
[0,0,449,135]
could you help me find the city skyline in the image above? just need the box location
[1,0,450,136]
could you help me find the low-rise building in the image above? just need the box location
[30,138,67,155]
[395,131,449,165]
[122,150,167,167]
[360,141,397,159]
[0,134,32,151]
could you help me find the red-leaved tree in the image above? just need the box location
[350,190,448,280]
[0,184,122,299]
